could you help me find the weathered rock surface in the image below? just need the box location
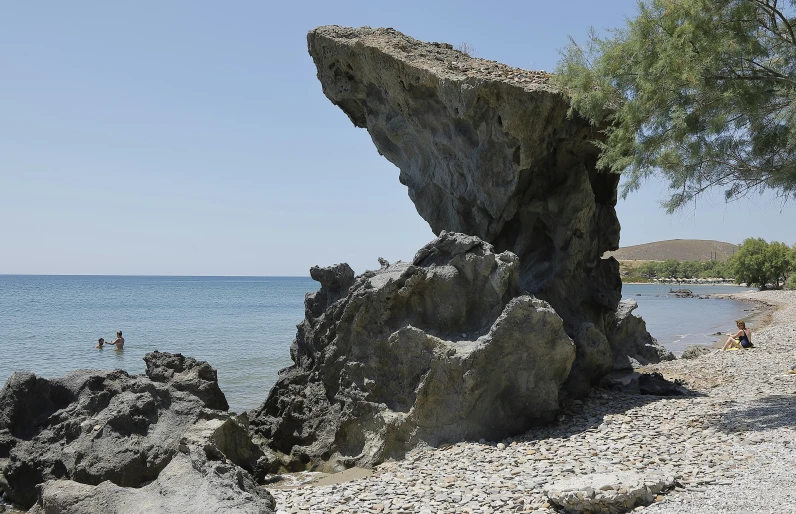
[609,299,675,370]
[544,471,676,513]
[307,25,660,394]
[28,418,275,514]
[264,291,796,514]
[0,352,265,509]
[250,232,576,471]
[681,345,713,360]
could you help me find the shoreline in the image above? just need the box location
[622,282,742,286]
[714,291,783,332]
[623,283,770,352]
[268,290,796,513]
[701,292,782,349]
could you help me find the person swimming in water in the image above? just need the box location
[95,338,105,349]
[722,320,753,350]
[107,331,124,349]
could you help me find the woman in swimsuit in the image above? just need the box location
[108,331,125,350]
[722,320,753,350]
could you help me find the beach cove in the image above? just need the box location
[267,290,796,514]
[622,284,760,354]
[2,20,795,513]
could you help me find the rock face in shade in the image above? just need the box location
[0,352,269,510]
[27,418,276,514]
[249,232,576,471]
[306,25,661,394]
[609,299,675,369]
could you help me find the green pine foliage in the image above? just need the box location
[555,0,796,211]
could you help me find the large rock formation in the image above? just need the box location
[0,352,270,511]
[249,232,576,471]
[306,25,660,394]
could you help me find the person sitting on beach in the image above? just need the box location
[722,320,753,350]
[108,331,125,349]
[95,338,105,349]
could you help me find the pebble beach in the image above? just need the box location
[269,290,796,514]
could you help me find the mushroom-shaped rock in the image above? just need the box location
[306,25,665,393]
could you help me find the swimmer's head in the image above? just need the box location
[117,331,122,337]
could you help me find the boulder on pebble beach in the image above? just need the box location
[544,471,676,513]
[681,345,713,360]
[249,232,576,472]
[0,352,270,510]
[306,25,665,396]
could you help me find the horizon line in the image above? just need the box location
[0,273,313,278]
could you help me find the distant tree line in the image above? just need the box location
[636,259,731,280]
[631,238,796,290]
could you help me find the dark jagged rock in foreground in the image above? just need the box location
[307,25,666,395]
[250,232,576,471]
[28,418,275,514]
[0,352,273,513]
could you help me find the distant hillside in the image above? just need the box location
[604,239,738,262]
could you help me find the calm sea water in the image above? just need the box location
[0,275,315,413]
[622,283,757,354]
[0,276,755,413]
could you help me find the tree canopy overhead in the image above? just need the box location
[555,0,796,212]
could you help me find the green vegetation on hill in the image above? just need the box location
[619,238,796,289]
[624,259,732,282]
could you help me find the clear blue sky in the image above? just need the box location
[2,1,794,276]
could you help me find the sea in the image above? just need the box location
[0,276,756,413]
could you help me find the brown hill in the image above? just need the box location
[604,239,738,262]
